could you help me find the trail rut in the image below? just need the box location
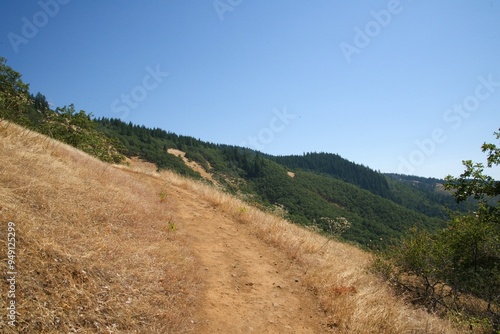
[169,185,329,333]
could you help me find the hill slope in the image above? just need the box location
[97,117,458,247]
[0,121,201,332]
[0,121,465,333]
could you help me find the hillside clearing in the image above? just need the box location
[167,148,217,184]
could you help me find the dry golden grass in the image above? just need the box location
[0,121,201,333]
[170,173,471,333]
[0,120,473,333]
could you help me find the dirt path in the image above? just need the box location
[168,184,329,333]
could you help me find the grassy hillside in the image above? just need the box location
[0,121,201,333]
[0,120,468,333]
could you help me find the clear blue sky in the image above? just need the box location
[1,1,499,179]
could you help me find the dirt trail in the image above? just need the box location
[168,184,329,333]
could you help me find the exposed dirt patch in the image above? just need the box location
[167,184,329,333]
[120,156,160,175]
[167,149,218,184]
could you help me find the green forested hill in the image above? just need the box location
[385,173,472,215]
[269,152,392,198]
[246,160,444,247]
[269,154,469,219]
[95,117,453,247]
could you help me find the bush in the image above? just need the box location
[380,130,500,331]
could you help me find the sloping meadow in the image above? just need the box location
[0,121,201,333]
[0,121,469,333]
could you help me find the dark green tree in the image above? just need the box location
[445,129,500,207]
[32,92,50,112]
[443,129,500,314]
[0,57,31,123]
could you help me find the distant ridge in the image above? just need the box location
[269,152,391,197]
